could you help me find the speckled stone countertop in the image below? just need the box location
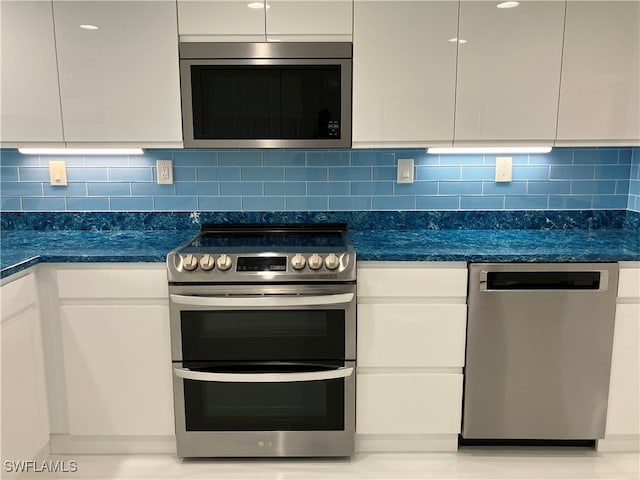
[2,226,639,279]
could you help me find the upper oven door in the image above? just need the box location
[169,284,356,362]
[179,44,352,149]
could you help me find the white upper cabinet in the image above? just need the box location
[454,0,565,145]
[352,0,458,147]
[178,0,352,42]
[0,1,64,146]
[556,1,640,146]
[52,1,182,146]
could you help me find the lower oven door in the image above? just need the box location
[172,361,356,457]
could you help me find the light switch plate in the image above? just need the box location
[397,158,415,184]
[49,160,67,186]
[157,160,173,185]
[495,157,512,182]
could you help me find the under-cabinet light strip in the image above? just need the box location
[427,146,552,155]
[18,148,144,156]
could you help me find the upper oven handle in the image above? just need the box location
[170,293,354,307]
[173,366,354,383]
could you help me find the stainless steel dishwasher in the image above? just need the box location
[462,263,619,441]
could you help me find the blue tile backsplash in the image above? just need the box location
[1,147,638,213]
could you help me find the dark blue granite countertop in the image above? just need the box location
[2,227,639,279]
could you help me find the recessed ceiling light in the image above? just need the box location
[79,24,99,30]
[427,146,552,155]
[448,38,468,44]
[497,2,520,9]
[18,148,144,156]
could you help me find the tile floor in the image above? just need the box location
[11,449,640,480]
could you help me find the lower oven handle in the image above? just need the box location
[170,293,354,307]
[173,366,354,383]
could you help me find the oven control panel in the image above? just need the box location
[236,256,287,272]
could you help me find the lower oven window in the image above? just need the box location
[182,364,345,431]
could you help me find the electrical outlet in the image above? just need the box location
[49,160,67,186]
[397,158,415,184]
[495,157,512,183]
[157,160,173,185]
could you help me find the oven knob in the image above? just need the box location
[216,254,233,271]
[291,253,306,270]
[182,254,198,272]
[324,253,340,270]
[199,254,215,271]
[308,253,323,270]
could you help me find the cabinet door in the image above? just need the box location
[0,0,64,146]
[352,1,458,147]
[52,1,182,146]
[454,0,565,144]
[266,0,352,42]
[177,0,265,41]
[556,1,640,145]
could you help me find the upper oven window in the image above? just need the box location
[180,309,345,361]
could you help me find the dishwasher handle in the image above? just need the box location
[479,270,609,292]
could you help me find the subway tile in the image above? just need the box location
[176,182,219,196]
[285,167,327,181]
[631,164,640,180]
[196,167,218,181]
[439,181,482,195]
[219,151,262,166]
[571,180,616,195]
[286,196,328,211]
[306,151,350,166]
[550,165,594,180]
[263,151,306,166]
[594,165,631,180]
[512,165,550,180]
[44,183,86,196]
[573,149,619,165]
[415,196,459,210]
[437,154,484,165]
[109,167,153,182]
[372,196,415,210]
[546,149,573,165]
[66,167,108,182]
[66,197,110,211]
[482,181,527,195]
[0,167,18,182]
[504,196,548,210]
[0,150,38,166]
[414,152,438,166]
[242,167,284,181]
[548,195,593,210]
[307,182,350,196]
[40,156,84,167]
[618,149,632,165]
[394,181,438,195]
[198,196,242,211]
[154,196,198,211]
[174,167,197,182]
[460,196,505,210]
[329,167,371,181]
[351,151,395,166]
[1,197,21,210]
[110,197,154,211]
[242,196,285,211]
[494,154,529,166]
[88,182,131,196]
[1,182,42,196]
[18,167,51,182]
[174,151,217,166]
[527,181,572,195]
[372,166,397,181]
[22,197,65,211]
[132,182,176,196]
[218,167,242,181]
[264,182,306,196]
[84,155,129,167]
[329,196,371,211]
[416,166,460,181]
[220,182,262,196]
[592,195,628,209]
[129,155,161,167]
[350,181,394,196]
[461,166,494,181]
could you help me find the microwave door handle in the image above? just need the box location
[170,293,354,308]
[173,366,354,383]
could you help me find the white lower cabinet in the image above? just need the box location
[0,273,50,475]
[356,262,468,452]
[47,264,175,454]
[598,263,640,452]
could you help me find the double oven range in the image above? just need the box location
[167,223,356,457]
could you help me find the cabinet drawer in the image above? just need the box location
[356,373,463,435]
[358,265,467,298]
[618,267,640,299]
[56,267,168,300]
[358,304,466,367]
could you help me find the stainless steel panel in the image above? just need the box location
[462,263,619,440]
[179,42,353,60]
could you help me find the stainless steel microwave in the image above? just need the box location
[179,42,352,149]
